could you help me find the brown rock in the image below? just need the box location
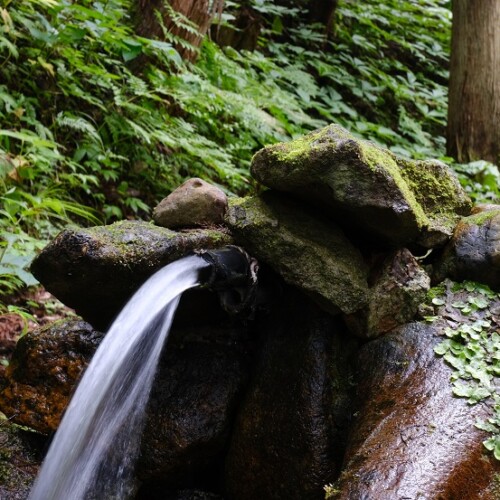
[153,178,228,229]
[344,248,430,338]
[334,322,500,499]
[0,319,102,434]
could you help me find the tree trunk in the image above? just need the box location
[307,0,338,37]
[447,0,500,163]
[135,0,224,62]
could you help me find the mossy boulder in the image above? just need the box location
[435,210,500,289]
[225,192,369,315]
[251,124,471,247]
[31,221,232,329]
[0,319,102,435]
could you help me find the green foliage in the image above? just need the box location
[452,161,500,204]
[429,281,500,460]
[247,0,452,158]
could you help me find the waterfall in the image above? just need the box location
[29,255,209,500]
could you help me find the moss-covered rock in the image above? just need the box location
[225,192,369,315]
[0,319,102,434]
[251,124,471,247]
[31,221,232,329]
[435,210,500,289]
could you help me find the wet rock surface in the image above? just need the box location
[251,124,470,247]
[345,248,430,338]
[334,322,500,500]
[225,192,369,315]
[31,220,232,329]
[137,323,252,489]
[436,210,500,289]
[0,421,45,500]
[153,178,228,229]
[225,289,357,500]
[0,319,102,434]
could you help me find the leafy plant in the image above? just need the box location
[429,281,500,460]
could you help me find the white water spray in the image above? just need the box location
[29,255,209,500]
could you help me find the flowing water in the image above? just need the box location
[29,255,209,500]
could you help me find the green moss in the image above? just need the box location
[266,124,351,164]
[462,210,500,226]
[399,159,471,217]
[358,141,429,229]
[426,282,446,301]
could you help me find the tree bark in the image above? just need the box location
[447,0,500,163]
[135,0,224,62]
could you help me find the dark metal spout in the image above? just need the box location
[197,246,258,315]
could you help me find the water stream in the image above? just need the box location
[29,255,209,500]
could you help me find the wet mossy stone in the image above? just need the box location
[225,192,369,315]
[251,124,471,247]
[0,319,102,435]
[31,221,232,329]
[435,210,500,289]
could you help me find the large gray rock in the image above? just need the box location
[435,210,500,289]
[225,192,369,315]
[344,248,430,338]
[225,289,357,500]
[334,322,500,499]
[251,124,471,247]
[153,178,228,229]
[30,221,232,328]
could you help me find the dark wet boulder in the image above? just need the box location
[333,322,500,499]
[251,124,471,247]
[136,488,224,500]
[153,178,228,229]
[435,210,500,290]
[225,192,369,315]
[344,248,430,338]
[0,421,46,500]
[136,323,252,489]
[31,220,232,328]
[0,319,102,434]
[224,289,357,500]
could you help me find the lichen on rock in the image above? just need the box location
[251,124,471,247]
[225,191,369,315]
